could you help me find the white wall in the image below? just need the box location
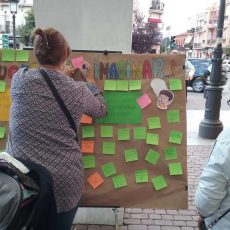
[33,0,133,53]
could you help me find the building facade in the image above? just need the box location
[0,0,33,48]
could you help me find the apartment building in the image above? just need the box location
[185,0,230,58]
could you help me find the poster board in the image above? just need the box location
[0,49,187,209]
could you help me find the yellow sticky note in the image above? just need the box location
[0,89,11,121]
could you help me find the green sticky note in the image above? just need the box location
[151,175,168,191]
[82,126,94,138]
[118,128,130,141]
[164,147,178,160]
[145,149,160,165]
[102,142,115,155]
[116,80,129,91]
[82,155,96,169]
[169,130,183,144]
[134,127,146,140]
[0,80,6,92]
[96,91,142,124]
[2,49,15,62]
[146,133,159,145]
[0,127,6,139]
[169,162,183,175]
[167,110,180,123]
[125,148,138,162]
[169,79,183,91]
[148,117,161,129]
[135,170,148,183]
[102,162,117,177]
[112,174,127,189]
[101,126,113,137]
[16,50,29,62]
[104,80,117,91]
[129,80,141,90]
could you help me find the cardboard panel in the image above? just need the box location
[0,50,187,209]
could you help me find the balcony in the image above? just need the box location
[195,26,203,32]
[193,43,202,48]
[149,0,164,14]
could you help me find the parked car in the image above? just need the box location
[186,58,212,92]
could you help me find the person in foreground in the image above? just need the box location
[6,27,107,230]
[195,128,230,230]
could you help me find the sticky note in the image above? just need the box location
[0,127,6,139]
[0,80,6,93]
[135,170,148,183]
[116,80,129,91]
[164,147,177,160]
[0,89,11,121]
[82,126,94,138]
[82,155,96,169]
[118,128,130,141]
[148,117,161,129]
[16,50,29,62]
[137,93,152,109]
[124,148,138,162]
[168,162,183,175]
[145,149,160,165]
[134,127,146,140]
[104,80,117,91]
[129,80,141,90]
[81,141,94,154]
[71,56,84,68]
[102,142,115,155]
[101,162,117,177]
[146,133,159,145]
[151,175,168,191]
[112,174,127,189]
[167,110,180,123]
[169,79,183,91]
[169,130,183,144]
[87,172,104,189]
[80,114,92,124]
[101,126,113,138]
[2,49,15,62]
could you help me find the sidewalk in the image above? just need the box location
[73,110,230,230]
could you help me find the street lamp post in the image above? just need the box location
[199,0,226,139]
[9,0,19,49]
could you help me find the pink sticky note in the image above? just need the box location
[71,56,84,68]
[137,93,152,109]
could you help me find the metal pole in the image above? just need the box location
[12,13,16,49]
[199,0,225,139]
[112,208,119,230]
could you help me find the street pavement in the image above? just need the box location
[72,85,230,230]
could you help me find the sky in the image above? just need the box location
[138,0,215,35]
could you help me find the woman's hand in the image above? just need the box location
[63,65,76,77]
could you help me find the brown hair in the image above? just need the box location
[159,89,174,101]
[30,27,71,66]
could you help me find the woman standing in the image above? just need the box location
[6,27,107,230]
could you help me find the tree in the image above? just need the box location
[18,9,35,46]
[132,10,162,54]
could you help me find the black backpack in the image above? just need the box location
[0,159,39,230]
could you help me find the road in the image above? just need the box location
[186,78,230,111]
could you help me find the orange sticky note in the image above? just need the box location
[80,114,93,124]
[81,140,95,154]
[87,172,104,189]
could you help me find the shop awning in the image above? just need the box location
[184,35,194,45]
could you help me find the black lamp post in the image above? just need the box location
[199,0,226,139]
[9,0,19,49]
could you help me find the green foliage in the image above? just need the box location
[132,10,162,54]
[223,46,230,56]
[18,9,35,46]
